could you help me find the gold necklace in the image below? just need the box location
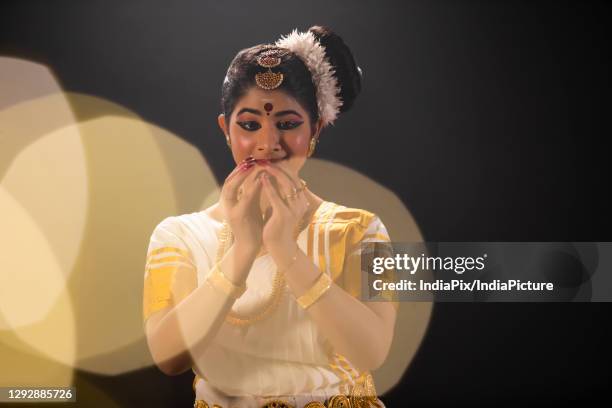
[218,206,315,327]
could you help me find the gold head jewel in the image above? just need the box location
[255,50,284,90]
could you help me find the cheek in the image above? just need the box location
[284,133,310,156]
[284,132,310,172]
[229,128,257,159]
[236,136,255,151]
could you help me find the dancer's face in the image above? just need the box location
[218,87,322,176]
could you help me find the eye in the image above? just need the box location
[277,121,304,130]
[237,121,261,131]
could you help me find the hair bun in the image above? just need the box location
[308,25,362,113]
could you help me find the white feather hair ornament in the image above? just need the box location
[275,29,343,127]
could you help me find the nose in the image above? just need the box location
[254,122,283,159]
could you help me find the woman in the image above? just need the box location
[143,26,398,408]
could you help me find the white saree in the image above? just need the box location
[143,201,397,407]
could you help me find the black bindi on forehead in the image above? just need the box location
[264,103,273,115]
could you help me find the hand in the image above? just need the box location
[260,162,309,256]
[219,156,267,252]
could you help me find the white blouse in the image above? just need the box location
[143,201,397,404]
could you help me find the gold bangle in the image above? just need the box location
[296,272,332,309]
[206,264,246,299]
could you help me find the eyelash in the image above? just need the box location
[237,121,303,131]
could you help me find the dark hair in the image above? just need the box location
[221,25,362,131]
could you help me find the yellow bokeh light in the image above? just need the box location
[0,57,431,394]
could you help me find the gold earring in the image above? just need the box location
[226,136,232,148]
[307,137,318,157]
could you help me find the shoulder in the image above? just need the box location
[147,212,212,251]
[152,210,220,234]
[147,215,190,252]
[149,215,180,237]
[150,214,189,238]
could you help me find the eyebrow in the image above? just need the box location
[236,108,303,118]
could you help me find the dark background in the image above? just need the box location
[1,0,610,407]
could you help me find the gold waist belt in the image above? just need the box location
[194,394,384,408]
[194,372,383,408]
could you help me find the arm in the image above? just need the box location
[145,242,257,376]
[145,158,266,375]
[270,242,397,372]
[260,171,397,372]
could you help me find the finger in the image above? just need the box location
[296,188,308,208]
[285,186,307,214]
[261,173,287,212]
[239,165,268,191]
[232,165,270,204]
[288,184,308,213]
[264,165,298,200]
[224,158,256,190]
[224,159,267,192]
[240,171,264,203]
[292,191,308,216]
[222,162,257,202]
[266,163,299,189]
[225,156,255,183]
[274,158,300,181]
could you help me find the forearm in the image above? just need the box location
[273,244,394,372]
[148,243,256,374]
[302,281,393,372]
